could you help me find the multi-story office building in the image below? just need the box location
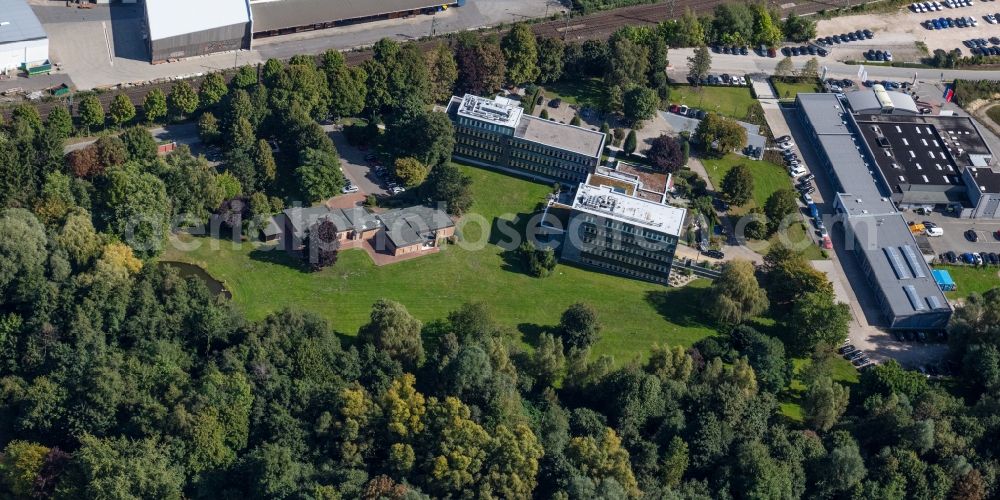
[446,94,605,185]
[552,170,686,285]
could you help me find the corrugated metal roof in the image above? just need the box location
[145,0,252,41]
[0,0,47,45]
[250,0,447,33]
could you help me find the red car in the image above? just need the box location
[994,229,1000,241]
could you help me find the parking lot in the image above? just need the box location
[329,130,386,197]
[814,0,1000,62]
[912,210,1000,257]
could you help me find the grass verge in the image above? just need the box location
[162,163,718,362]
[933,264,1000,300]
[667,84,757,121]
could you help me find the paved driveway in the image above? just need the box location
[328,128,386,196]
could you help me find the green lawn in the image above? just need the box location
[543,78,605,110]
[702,153,792,213]
[702,153,824,259]
[162,164,718,362]
[772,79,822,100]
[780,357,859,422]
[933,264,1000,299]
[668,84,757,121]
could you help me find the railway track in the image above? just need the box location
[4,0,857,119]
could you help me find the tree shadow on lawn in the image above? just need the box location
[644,286,716,329]
[488,208,549,276]
[248,246,312,273]
[517,322,556,348]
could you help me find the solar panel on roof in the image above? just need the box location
[903,285,926,311]
[901,245,926,278]
[884,247,911,279]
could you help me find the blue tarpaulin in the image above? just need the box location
[932,269,955,292]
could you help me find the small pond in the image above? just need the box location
[158,261,232,300]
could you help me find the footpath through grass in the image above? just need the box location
[162,164,718,362]
[668,84,757,121]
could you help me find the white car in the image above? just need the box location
[789,165,808,177]
[802,192,814,204]
[987,14,997,23]
[925,226,944,237]
[390,186,406,195]
[342,184,359,194]
[779,141,795,150]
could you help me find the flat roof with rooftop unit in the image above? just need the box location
[572,182,686,237]
[844,107,1000,217]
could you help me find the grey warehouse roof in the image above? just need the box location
[847,213,951,320]
[799,94,896,217]
[145,0,252,41]
[0,0,47,44]
[251,0,446,33]
[845,88,919,115]
[798,92,950,324]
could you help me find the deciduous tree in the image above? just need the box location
[143,88,168,123]
[694,112,747,155]
[199,72,228,108]
[721,164,754,206]
[802,376,850,431]
[167,81,199,119]
[393,157,429,188]
[559,302,601,351]
[764,188,798,233]
[45,106,73,139]
[708,260,769,327]
[423,162,472,215]
[78,95,104,134]
[303,219,340,271]
[646,134,686,172]
[109,94,136,127]
[536,36,565,84]
[623,86,659,127]
[296,148,344,203]
[687,45,712,84]
[502,23,540,85]
[358,299,424,369]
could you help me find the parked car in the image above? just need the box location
[390,186,406,195]
[548,98,562,108]
[925,226,944,237]
[965,229,979,242]
[702,249,725,259]
[993,228,1000,240]
[944,250,958,263]
[961,252,976,264]
[342,183,359,194]
[789,165,807,177]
